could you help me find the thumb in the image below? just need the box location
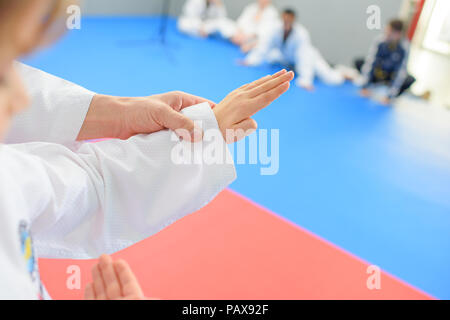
[225,118,258,143]
[157,105,203,143]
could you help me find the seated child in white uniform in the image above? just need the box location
[178,0,234,38]
[0,0,294,299]
[242,9,345,91]
[230,0,279,53]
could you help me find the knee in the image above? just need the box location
[178,18,189,32]
[327,74,345,86]
[178,18,198,34]
[354,58,364,72]
[407,75,416,85]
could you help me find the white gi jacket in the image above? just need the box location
[244,22,345,88]
[178,0,233,38]
[235,3,279,39]
[245,22,316,87]
[181,0,226,21]
[0,64,236,299]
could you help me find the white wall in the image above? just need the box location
[81,0,185,16]
[81,0,404,65]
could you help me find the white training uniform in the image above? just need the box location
[245,22,344,88]
[0,63,236,299]
[232,2,279,42]
[178,0,234,38]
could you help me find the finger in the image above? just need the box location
[252,81,290,114]
[249,71,294,98]
[236,59,248,67]
[91,263,107,300]
[240,70,286,90]
[270,69,289,79]
[239,75,271,91]
[98,254,122,300]
[232,118,258,132]
[84,283,95,300]
[226,118,258,143]
[175,91,216,109]
[241,69,287,91]
[118,295,144,301]
[155,105,203,142]
[114,260,144,298]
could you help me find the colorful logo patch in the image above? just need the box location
[18,220,43,299]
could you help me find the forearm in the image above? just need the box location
[76,94,127,141]
[361,37,382,86]
[9,102,236,259]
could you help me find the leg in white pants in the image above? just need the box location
[203,18,237,39]
[267,49,286,65]
[178,17,203,37]
[312,48,345,86]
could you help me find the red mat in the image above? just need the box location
[39,189,431,300]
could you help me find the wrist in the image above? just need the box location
[77,94,126,140]
[213,105,227,139]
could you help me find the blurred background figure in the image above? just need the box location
[241,9,345,91]
[229,0,279,53]
[178,0,232,38]
[354,19,416,105]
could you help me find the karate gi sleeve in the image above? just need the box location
[182,0,203,18]
[360,35,383,88]
[295,30,315,88]
[256,6,279,39]
[4,102,237,259]
[216,3,227,18]
[245,28,278,66]
[387,41,410,99]
[5,62,95,145]
[236,5,254,31]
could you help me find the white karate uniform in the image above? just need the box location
[232,3,279,41]
[245,22,344,88]
[0,64,236,299]
[178,0,234,38]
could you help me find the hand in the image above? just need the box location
[295,78,314,92]
[231,32,246,46]
[359,88,371,98]
[77,92,216,142]
[199,27,208,38]
[300,84,315,92]
[84,255,149,300]
[213,69,294,143]
[236,59,250,66]
[241,42,257,53]
[380,96,391,105]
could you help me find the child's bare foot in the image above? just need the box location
[199,27,208,38]
[84,254,147,300]
[360,88,371,98]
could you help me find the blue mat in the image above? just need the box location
[23,17,450,299]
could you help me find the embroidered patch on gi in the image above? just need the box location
[18,220,43,299]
